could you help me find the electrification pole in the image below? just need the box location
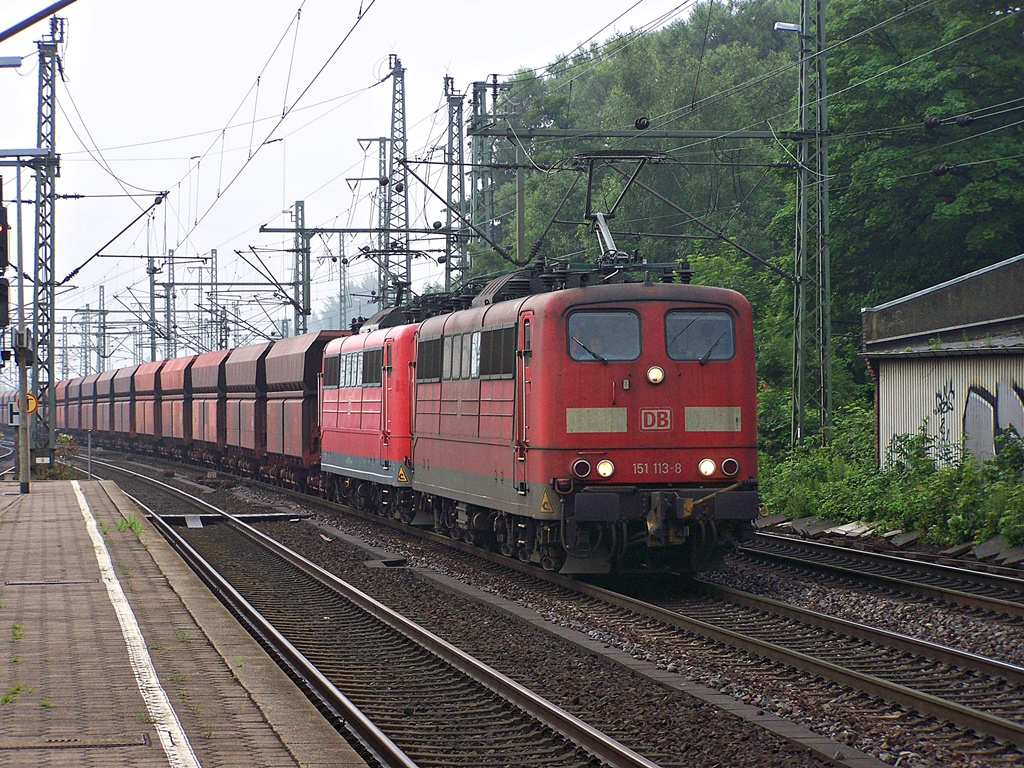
[469,81,495,245]
[789,0,831,445]
[31,16,62,467]
[375,136,388,306]
[163,249,176,358]
[97,285,106,372]
[444,76,467,291]
[60,316,67,379]
[209,248,219,349]
[339,235,348,329]
[293,201,309,335]
[148,254,158,360]
[386,55,410,305]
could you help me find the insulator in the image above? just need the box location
[923,115,942,128]
[931,163,950,177]
[955,114,973,127]
[635,116,651,130]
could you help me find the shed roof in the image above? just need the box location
[861,253,1024,358]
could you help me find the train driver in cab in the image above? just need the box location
[569,311,640,362]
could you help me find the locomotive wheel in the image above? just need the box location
[439,505,459,538]
[353,482,372,512]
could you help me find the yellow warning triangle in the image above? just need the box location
[397,466,409,483]
[540,491,555,515]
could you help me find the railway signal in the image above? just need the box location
[0,205,8,273]
[0,278,8,328]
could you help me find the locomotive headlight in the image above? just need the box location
[721,458,740,476]
[646,366,665,384]
[596,460,615,478]
[698,458,717,477]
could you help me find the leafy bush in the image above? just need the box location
[22,433,79,481]
[761,410,1024,547]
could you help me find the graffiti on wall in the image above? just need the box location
[963,380,1024,464]
[933,379,957,462]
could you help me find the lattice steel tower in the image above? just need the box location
[384,54,410,306]
[32,17,62,463]
[790,0,832,445]
[444,76,467,291]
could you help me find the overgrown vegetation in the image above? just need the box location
[32,433,78,481]
[761,405,1024,546]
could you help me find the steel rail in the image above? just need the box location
[561,577,1024,747]
[124,491,419,768]
[701,582,1024,687]
[96,460,663,768]
[744,532,1024,618]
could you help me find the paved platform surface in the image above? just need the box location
[0,479,368,768]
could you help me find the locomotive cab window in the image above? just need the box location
[323,355,340,388]
[568,311,640,361]
[665,310,735,362]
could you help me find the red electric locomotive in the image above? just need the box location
[320,318,418,517]
[319,268,759,574]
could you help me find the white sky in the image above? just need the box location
[0,0,692,373]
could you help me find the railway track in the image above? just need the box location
[96,460,661,768]
[89,455,1024,764]
[741,532,1024,618]
[677,583,1024,744]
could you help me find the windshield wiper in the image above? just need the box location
[698,332,727,365]
[666,312,706,352]
[572,335,607,363]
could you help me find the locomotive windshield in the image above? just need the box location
[665,310,735,362]
[568,311,640,361]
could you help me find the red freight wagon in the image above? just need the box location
[94,369,117,435]
[112,366,138,438]
[264,330,346,487]
[133,361,164,445]
[160,355,195,447]
[65,377,84,431]
[190,349,230,461]
[79,373,101,432]
[224,341,271,475]
[321,323,414,511]
[54,380,70,432]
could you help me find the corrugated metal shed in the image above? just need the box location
[862,254,1024,464]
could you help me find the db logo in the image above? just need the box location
[640,408,672,430]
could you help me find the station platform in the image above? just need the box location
[0,479,367,768]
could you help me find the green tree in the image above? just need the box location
[826,0,1024,320]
